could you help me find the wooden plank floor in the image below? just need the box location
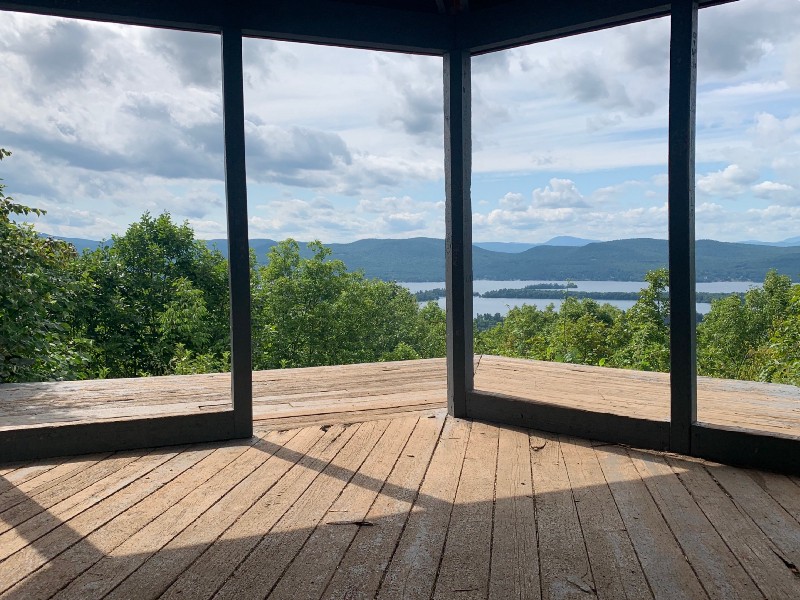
[1,411,799,599]
[2,356,799,439]
[473,355,800,438]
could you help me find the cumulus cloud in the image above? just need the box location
[165,189,224,219]
[751,112,800,147]
[23,202,123,240]
[245,123,352,183]
[473,200,669,242]
[787,37,800,88]
[697,203,800,242]
[697,164,760,197]
[148,29,221,89]
[357,195,440,234]
[752,181,796,201]
[362,54,443,141]
[249,198,349,239]
[559,62,651,115]
[698,0,800,76]
[532,179,588,208]
[248,193,442,241]
[498,192,525,211]
[6,19,95,90]
[3,1,799,245]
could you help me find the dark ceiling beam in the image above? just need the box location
[239,0,452,55]
[461,0,736,55]
[0,0,226,33]
[0,0,454,55]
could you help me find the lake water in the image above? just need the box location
[398,280,761,317]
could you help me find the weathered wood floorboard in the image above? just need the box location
[488,425,540,600]
[207,421,388,600]
[705,463,800,571]
[2,356,798,439]
[531,431,595,600]
[560,436,652,600]
[746,470,800,524]
[595,445,707,600]
[666,455,800,599]
[1,409,798,599]
[629,449,762,599]
[0,444,215,597]
[322,414,449,600]
[375,417,471,600]
[432,420,499,600]
[267,416,421,600]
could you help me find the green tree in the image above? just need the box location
[0,149,89,382]
[764,285,800,385]
[698,270,794,381]
[549,298,622,365]
[475,303,557,359]
[411,301,447,359]
[76,212,229,377]
[250,239,445,369]
[610,268,670,371]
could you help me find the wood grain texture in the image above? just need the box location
[530,431,595,600]
[3,356,797,442]
[488,425,540,600]
[1,414,798,600]
[666,455,800,599]
[375,417,471,600]
[705,462,800,570]
[595,445,707,600]
[560,436,651,600]
[322,414,449,600]
[433,420,498,600]
[268,416,421,600]
[630,449,761,599]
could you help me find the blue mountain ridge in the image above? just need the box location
[41,234,800,282]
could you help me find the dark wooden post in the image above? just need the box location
[444,49,473,418]
[221,26,253,438]
[668,0,698,454]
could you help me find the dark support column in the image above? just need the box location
[668,0,698,454]
[222,26,253,438]
[444,50,473,418]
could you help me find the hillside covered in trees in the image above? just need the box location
[2,148,799,387]
[49,234,800,283]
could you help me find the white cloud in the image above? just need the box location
[752,181,796,201]
[697,202,725,218]
[247,193,443,241]
[473,201,668,242]
[697,164,760,197]
[498,192,525,211]
[532,179,588,208]
[2,0,800,245]
[787,36,800,87]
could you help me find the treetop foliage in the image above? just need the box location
[1,146,798,387]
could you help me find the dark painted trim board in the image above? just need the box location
[692,423,800,475]
[0,410,242,463]
[467,390,671,451]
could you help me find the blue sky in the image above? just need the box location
[1,0,798,244]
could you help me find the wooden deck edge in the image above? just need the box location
[691,423,800,475]
[467,389,671,451]
[0,411,241,464]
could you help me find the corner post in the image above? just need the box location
[444,49,473,418]
[668,0,698,454]
[221,26,253,438]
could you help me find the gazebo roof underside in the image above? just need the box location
[0,0,733,54]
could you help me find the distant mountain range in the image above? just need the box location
[44,234,800,282]
[738,236,800,247]
[474,236,599,253]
